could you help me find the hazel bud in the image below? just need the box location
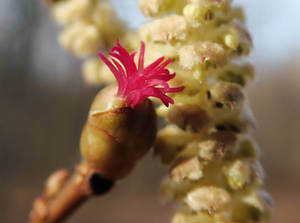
[44,169,69,198]
[80,85,157,180]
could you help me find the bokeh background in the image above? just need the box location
[1,0,299,222]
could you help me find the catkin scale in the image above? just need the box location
[80,85,157,180]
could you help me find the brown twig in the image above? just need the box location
[29,165,114,223]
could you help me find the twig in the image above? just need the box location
[29,165,114,223]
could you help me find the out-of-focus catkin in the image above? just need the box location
[47,0,125,85]
[137,0,272,222]
[49,0,124,56]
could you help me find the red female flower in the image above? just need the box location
[98,40,184,108]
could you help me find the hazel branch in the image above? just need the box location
[29,165,114,223]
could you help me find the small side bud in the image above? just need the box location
[44,169,69,198]
[30,198,48,222]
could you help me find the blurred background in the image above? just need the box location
[0,0,299,222]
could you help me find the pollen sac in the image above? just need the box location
[178,42,226,70]
[140,15,190,42]
[167,104,210,132]
[185,186,232,213]
[80,85,157,180]
[154,125,193,165]
[138,0,172,17]
[198,131,237,161]
[224,160,252,190]
[232,190,273,222]
[223,21,253,55]
[183,3,214,25]
[170,157,204,182]
[208,82,244,109]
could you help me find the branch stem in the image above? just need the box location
[29,165,114,223]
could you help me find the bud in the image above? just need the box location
[208,82,244,109]
[81,41,184,180]
[80,85,157,180]
[44,169,69,198]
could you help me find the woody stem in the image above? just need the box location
[29,165,114,223]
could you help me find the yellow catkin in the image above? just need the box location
[138,0,272,222]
